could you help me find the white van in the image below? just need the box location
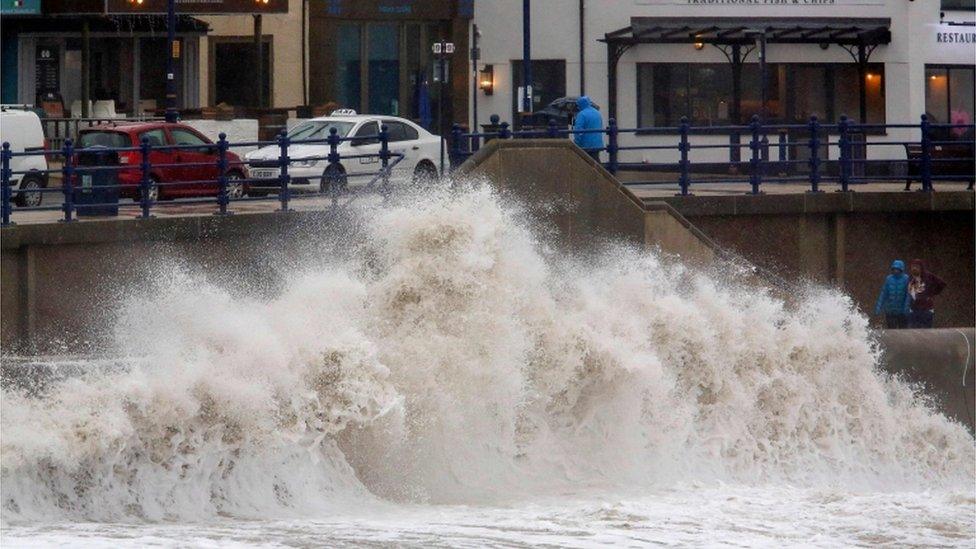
[0,107,49,207]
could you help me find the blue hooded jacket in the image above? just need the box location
[572,96,604,151]
[874,260,911,315]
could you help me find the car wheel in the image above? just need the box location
[226,171,245,199]
[14,175,44,207]
[412,161,439,187]
[143,176,161,203]
[321,165,347,194]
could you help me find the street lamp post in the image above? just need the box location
[165,0,177,122]
[522,0,532,115]
[471,24,481,142]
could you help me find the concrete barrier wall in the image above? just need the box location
[687,210,975,328]
[879,328,975,432]
[0,212,346,352]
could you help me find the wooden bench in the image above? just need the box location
[904,141,975,190]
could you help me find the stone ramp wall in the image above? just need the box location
[454,139,719,264]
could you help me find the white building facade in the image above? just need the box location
[470,0,975,164]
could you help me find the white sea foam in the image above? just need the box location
[1,186,973,536]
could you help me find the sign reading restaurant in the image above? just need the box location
[935,31,976,43]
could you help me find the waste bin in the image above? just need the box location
[74,146,120,217]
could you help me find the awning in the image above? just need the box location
[1,15,211,34]
[603,17,891,47]
[600,17,892,123]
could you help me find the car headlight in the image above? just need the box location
[295,158,318,168]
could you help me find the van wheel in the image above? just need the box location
[412,161,438,187]
[321,165,347,194]
[14,175,44,207]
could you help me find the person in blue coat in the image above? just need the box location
[874,259,911,329]
[572,96,604,162]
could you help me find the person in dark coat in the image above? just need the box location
[572,96,604,162]
[907,259,946,328]
[874,260,911,329]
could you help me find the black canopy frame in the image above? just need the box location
[600,17,892,125]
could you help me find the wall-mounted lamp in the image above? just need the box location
[479,64,494,95]
[693,42,705,50]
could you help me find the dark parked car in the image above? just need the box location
[76,122,246,201]
[521,96,601,129]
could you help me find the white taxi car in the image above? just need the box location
[244,111,444,195]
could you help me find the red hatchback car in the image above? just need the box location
[76,122,246,201]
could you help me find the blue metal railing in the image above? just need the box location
[449,114,976,197]
[1,125,407,227]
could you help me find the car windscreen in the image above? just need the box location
[78,131,131,149]
[288,121,355,141]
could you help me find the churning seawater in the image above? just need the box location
[1,186,974,547]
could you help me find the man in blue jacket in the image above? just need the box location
[573,96,604,162]
[874,259,911,329]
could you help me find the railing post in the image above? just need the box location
[379,124,391,200]
[277,129,291,212]
[138,136,153,219]
[450,123,462,171]
[215,132,231,216]
[327,127,341,210]
[1,142,13,226]
[807,115,822,193]
[677,117,691,196]
[838,115,852,192]
[61,138,76,222]
[607,118,619,175]
[748,115,762,195]
[547,119,559,139]
[499,121,511,140]
[778,131,787,162]
[919,114,933,193]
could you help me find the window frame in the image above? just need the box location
[353,120,380,145]
[924,64,976,128]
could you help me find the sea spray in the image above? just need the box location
[2,186,973,523]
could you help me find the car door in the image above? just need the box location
[347,120,381,185]
[136,128,173,197]
[381,120,419,181]
[168,127,219,196]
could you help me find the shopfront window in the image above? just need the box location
[925,66,975,138]
[511,60,566,127]
[637,63,885,127]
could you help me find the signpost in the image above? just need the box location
[433,40,455,176]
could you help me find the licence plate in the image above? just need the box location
[252,169,278,179]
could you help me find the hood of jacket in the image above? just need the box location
[890,259,906,272]
[576,96,592,111]
[909,258,926,275]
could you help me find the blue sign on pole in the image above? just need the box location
[0,0,41,15]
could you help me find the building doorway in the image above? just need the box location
[209,37,272,108]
